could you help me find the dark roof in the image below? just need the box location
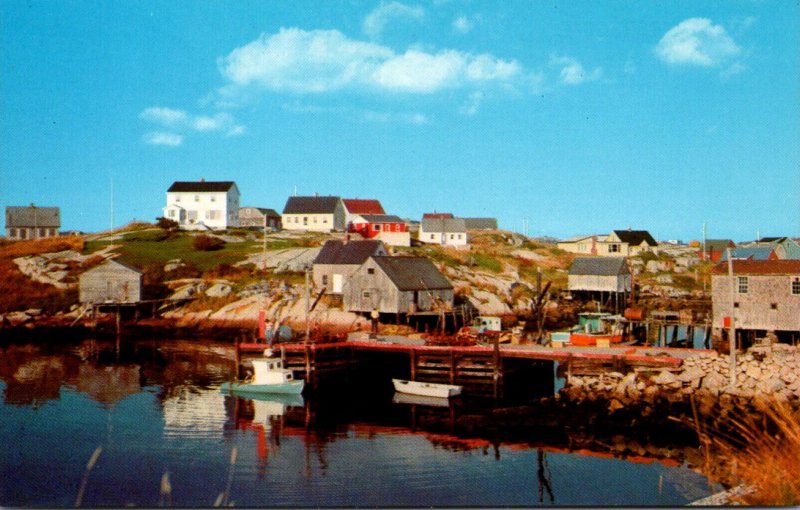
[569,257,630,276]
[719,247,775,262]
[711,260,800,275]
[421,217,467,233]
[342,199,385,215]
[5,205,61,228]
[463,218,498,230]
[704,239,736,251]
[167,181,237,192]
[371,256,453,291]
[314,240,386,265]
[755,237,788,244]
[356,214,404,223]
[422,212,454,219]
[612,230,658,246]
[283,196,341,214]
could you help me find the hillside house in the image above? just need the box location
[343,256,454,315]
[312,239,388,295]
[163,180,240,231]
[79,260,142,304]
[281,195,345,232]
[719,246,778,262]
[238,207,281,230]
[342,199,385,229]
[463,218,498,230]
[598,230,658,257]
[5,205,61,240]
[557,235,600,255]
[418,217,468,248]
[348,214,410,246]
[700,239,736,262]
[568,257,631,310]
[743,237,800,260]
[711,260,800,343]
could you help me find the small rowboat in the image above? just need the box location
[392,378,462,398]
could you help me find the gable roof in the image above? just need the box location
[342,199,385,215]
[719,246,775,262]
[5,206,61,228]
[611,230,658,246]
[83,258,143,276]
[371,256,453,291]
[704,239,736,251]
[282,196,341,215]
[167,181,237,193]
[421,217,466,233]
[711,260,800,275]
[422,212,454,220]
[354,214,405,223]
[463,218,498,230]
[569,257,630,276]
[314,240,386,265]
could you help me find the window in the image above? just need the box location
[737,276,748,294]
[303,217,308,225]
[211,196,216,202]
[362,291,370,298]
[771,303,778,310]
[9,228,16,237]
[374,224,381,231]
[367,268,375,275]
[168,210,175,218]
[322,275,328,285]
[609,244,620,253]
[792,277,800,295]
[430,234,435,240]
[176,196,181,202]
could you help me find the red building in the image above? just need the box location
[349,214,407,238]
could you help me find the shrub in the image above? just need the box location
[156,217,179,231]
[193,235,225,251]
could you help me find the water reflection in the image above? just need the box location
[0,338,721,507]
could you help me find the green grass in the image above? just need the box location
[86,231,261,272]
[471,253,503,273]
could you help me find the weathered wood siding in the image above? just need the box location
[568,274,631,293]
[79,261,142,304]
[313,263,360,294]
[342,262,454,314]
[712,274,800,331]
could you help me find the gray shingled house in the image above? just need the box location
[312,239,388,294]
[568,256,631,294]
[5,205,61,240]
[281,195,345,232]
[79,260,143,304]
[343,256,454,314]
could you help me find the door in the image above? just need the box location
[332,274,343,294]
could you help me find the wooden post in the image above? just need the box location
[493,335,500,399]
[410,349,417,381]
[449,350,456,385]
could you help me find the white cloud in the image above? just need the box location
[363,2,424,38]
[219,28,521,95]
[143,132,183,146]
[139,107,188,126]
[452,15,473,34]
[551,56,602,85]
[655,18,740,67]
[139,108,244,144]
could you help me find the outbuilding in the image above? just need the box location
[79,259,143,304]
[568,256,631,311]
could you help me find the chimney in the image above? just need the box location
[200,178,205,182]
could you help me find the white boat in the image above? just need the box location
[220,358,304,395]
[392,392,451,407]
[392,378,462,398]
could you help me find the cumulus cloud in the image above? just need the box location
[139,107,244,145]
[218,28,521,95]
[143,132,183,146]
[363,1,424,38]
[551,56,602,85]
[655,18,740,66]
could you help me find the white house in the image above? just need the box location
[163,180,240,231]
[281,195,345,232]
[418,217,468,248]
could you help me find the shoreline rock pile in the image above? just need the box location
[560,343,800,415]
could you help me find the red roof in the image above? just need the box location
[422,212,454,219]
[711,259,800,275]
[342,199,384,215]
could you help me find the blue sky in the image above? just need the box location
[1,1,798,242]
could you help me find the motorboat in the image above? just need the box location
[550,312,628,347]
[220,357,304,395]
[392,378,462,398]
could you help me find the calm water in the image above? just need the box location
[0,338,720,507]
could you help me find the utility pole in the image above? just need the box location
[727,248,737,387]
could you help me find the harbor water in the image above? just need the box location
[0,337,722,507]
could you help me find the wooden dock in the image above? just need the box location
[235,337,709,396]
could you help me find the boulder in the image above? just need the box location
[205,283,232,298]
[653,370,678,385]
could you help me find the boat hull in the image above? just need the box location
[568,333,624,347]
[220,380,304,395]
[392,379,462,398]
